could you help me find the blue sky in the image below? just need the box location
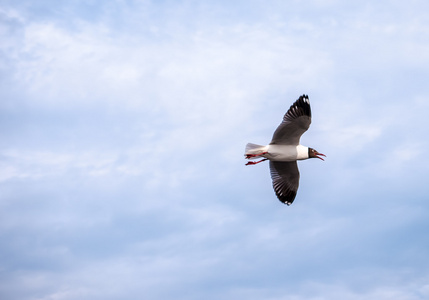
[1,0,429,299]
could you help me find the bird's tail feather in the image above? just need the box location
[245,143,268,159]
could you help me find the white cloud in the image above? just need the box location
[0,149,116,181]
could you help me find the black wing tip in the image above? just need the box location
[284,94,311,121]
[275,190,297,206]
[294,94,311,114]
[298,94,309,101]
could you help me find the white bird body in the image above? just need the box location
[265,145,309,161]
[245,144,309,161]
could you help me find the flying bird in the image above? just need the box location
[244,94,325,205]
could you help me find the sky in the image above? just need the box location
[1,0,429,299]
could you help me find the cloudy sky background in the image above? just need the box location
[1,0,429,299]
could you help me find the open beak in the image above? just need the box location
[315,152,326,161]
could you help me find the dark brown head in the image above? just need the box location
[308,148,326,161]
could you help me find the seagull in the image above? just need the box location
[244,94,325,205]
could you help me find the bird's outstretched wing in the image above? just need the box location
[270,94,311,145]
[269,161,300,205]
